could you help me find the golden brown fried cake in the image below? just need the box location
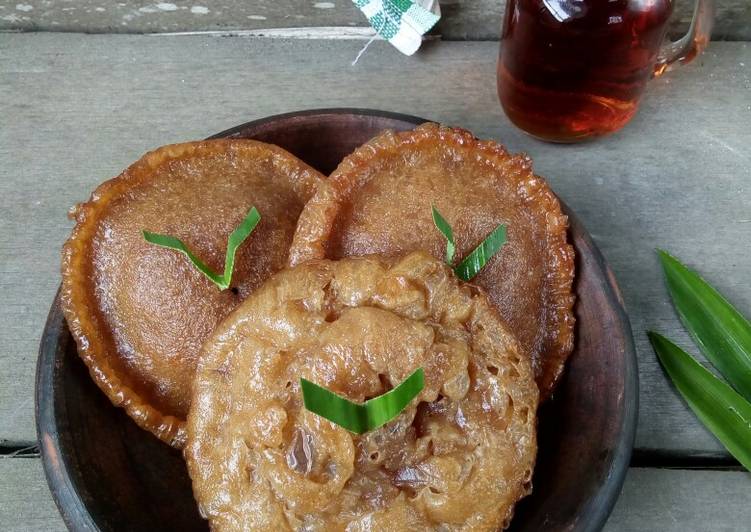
[289,123,575,399]
[186,252,538,531]
[61,140,324,447]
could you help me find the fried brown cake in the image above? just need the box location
[186,252,538,531]
[289,124,575,399]
[61,140,324,447]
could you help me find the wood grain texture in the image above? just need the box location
[0,36,749,454]
[0,459,65,532]
[1,460,749,532]
[605,468,751,531]
[0,0,748,40]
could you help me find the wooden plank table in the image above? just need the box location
[1,460,749,532]
[1,33,750,530]
[1,0,749,40]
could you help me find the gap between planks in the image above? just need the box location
[1,27,448,40]
[1,444,744,472]
[1,28,745,42]
[0,444,40,458]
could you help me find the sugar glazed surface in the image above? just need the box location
[60,140,324,447]
[186,252,538,531]
[289,123,575,400]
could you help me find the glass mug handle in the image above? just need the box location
[654,0,715,76]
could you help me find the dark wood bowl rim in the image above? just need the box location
[36,108,638,532]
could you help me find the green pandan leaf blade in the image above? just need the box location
[649,332,751,471]
[223,206,261,288]
[142,206,260,291]
[454,223,507,282]
[301,368,424,434]
[431,205,456,265]
[659,250,751,401]
[141,231,227,288]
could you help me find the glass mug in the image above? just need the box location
[497,0,715,142]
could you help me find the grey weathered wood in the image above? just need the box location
[1,459,749,531]
[605,468,751,531]
[0,36,749,455]
[0,0,748,41]
[0,458,65,531]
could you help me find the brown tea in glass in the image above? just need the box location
[498,0,714,142]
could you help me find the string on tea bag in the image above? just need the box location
[352,24,382,66]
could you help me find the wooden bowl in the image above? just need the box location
[36,109,638,532]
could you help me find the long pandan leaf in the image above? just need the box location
[659,250,751,401]
[649,332,751,471]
